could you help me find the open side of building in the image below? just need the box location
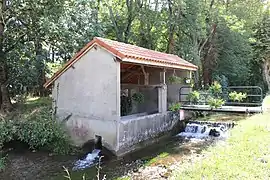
[44,37,198,156]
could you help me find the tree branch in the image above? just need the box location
[199,24,217,57]
[108,6,122,41]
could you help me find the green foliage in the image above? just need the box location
[132,92,144,104]
[0,98,72,155]
[168,75,182,84]
[17,111,71,154]
[208,81,222,98]
[229,91,247,102]
[0,0,268,110]
[187,91,200,104]
[207,82,225,108]
[0,120,16,148]
[214,23,253,86]
[169,103,181,112]
[253,12,270,91]
[207,97,225,109]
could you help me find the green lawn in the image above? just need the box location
[173,113,270,180]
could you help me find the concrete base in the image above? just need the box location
[116,112,181,156]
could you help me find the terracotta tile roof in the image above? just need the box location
[44,37,197,88]
[95,37,197,68]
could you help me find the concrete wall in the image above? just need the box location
[118,112,178,155]
[52,46,120,152]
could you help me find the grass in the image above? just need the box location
[173,113,270,180]
[144,152,170,166]
[2,96,52,121]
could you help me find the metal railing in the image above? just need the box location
[179,86,263,107]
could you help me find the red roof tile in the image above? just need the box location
[95,37,197,68]
[44,37,197,88]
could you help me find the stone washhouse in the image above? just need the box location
[44,37,198,156]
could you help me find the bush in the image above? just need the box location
[0,106,72,155]
[169,102,181,112]
[229,91,247,102]
[17,118,71,154]
[187,91,200,104]
[208,81,222,98]
[0,120,16,148]
[208,97,225,109]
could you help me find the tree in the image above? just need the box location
[253,12,270,91]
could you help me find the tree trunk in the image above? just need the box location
[108,6,123,41]
[201,24,217,87]
[35,39,47,97]
[263,60,270,91]
[166,0,175,54]
[0,0,12,112]
[0,63,12,112]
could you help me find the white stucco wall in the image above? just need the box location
[52,46,120,152]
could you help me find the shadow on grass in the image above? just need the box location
[4,97,52,121]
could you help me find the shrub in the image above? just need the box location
[17,119,71,154]
[208,97,225,109]
[187,91,200,104]
[0,106,72,155]
[16,109,72,154]
[229,91,247,102]
[0,120,16,148]
[208,81,222,98]
[169,102,181,112]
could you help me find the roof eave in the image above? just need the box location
[121,57,198,71]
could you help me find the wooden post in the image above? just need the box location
[189,71,192,79]
[160,68,166,84]
[141,65,149,85]
[158,68,167,114]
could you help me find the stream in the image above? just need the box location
[0,114,241,180]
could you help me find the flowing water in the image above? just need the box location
[0,114,241,180]
[177,121,235,139]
